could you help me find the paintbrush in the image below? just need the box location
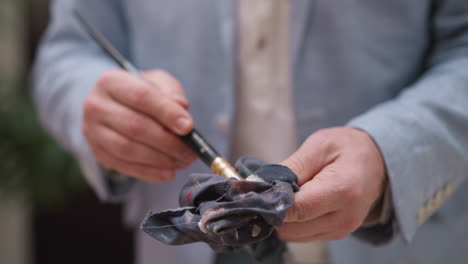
[74,10,241,180]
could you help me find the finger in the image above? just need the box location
[308,232,350,241]
[90,143,175,182]
[89,124,191,170]
[96,98,197,163]
[277,209,358,242]
[277,231,344,242]
[276,211,338,241]
[141,70,189,108]
[98,69,194,135]
[280,130,340,185]
[284,164,344,222]
[278,231,329,243]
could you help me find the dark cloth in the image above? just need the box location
[140,159,298,255]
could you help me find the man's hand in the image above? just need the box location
[276,127,386,241]
[82,69,197,182]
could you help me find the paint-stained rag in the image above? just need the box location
[140,157,298,255]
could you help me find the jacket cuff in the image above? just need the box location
[78,142,136,202]
[352,181,395,245]
[361,182,393,228]
[346,104,459,243]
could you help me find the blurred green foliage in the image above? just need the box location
[0,0,85,207]
[0,79,85,207]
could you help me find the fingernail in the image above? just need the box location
[175,117,191,134]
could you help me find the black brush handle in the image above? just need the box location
[181,129,218,166]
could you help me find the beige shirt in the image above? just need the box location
[234,1,329,263]
[232,0,296,164]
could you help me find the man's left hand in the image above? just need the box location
[276,127,386,241]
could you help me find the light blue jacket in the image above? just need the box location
[33,0,468,263]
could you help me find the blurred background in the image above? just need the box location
[0,0,133,263]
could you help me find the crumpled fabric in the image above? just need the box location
[140,157,299,255]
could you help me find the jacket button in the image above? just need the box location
[427,197,439,216]
[443,182,454,198]
[417,207,428,224]
[433,191,444,208]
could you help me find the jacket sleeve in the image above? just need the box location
[32,0,133,201]
[348,0,468,244]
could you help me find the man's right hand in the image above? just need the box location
[83,69,198,182]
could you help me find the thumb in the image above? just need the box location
[281,132,337,185]
[142,70,190,109]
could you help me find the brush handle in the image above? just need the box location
[181,129,218,165]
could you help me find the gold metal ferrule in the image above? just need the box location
[210,157,242,180]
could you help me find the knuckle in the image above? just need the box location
[343,185,363,206]
[332,180,362,206]
[115,136,133,154]
[130,86,151,106]
[83,97,101,115]
[125,118,146,137]
[97,69,121,89]
[173,79,183,90]
[153,70,185,94]
[145,69,167,82]
[168,77,184,92]
[310,128,337,152]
